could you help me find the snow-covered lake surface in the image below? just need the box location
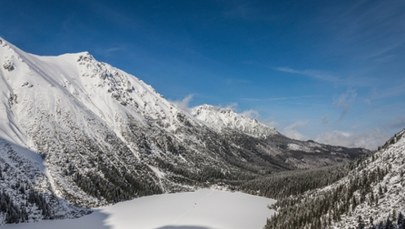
[2,189,276,229]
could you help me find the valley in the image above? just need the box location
[0,37,403,229]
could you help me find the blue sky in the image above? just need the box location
[1,0,404,149]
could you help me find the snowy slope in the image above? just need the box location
[1,189,276,229]
[0,37,211,217]
[0,38,190,142]
[1,37,168,205]
[0,138,85,223]
[0,37,368,224]
[266,129,405,228]
[331,129,405,228]
[191,104,277,138]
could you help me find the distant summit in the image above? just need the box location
[191,104,277,138]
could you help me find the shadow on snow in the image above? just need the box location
[1,210,111,229]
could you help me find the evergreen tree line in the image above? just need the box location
[0,188,55,224]
[0,159,55,224]
[264,158,390,229]
[239,163,352,199]
[27,190,52,219]
[72,162,161,204]
[356,211,405,229]
[0,190,28,223]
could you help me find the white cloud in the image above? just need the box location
[240,109,260,119]
[223,102,238,111]
[263,119,278,129]
[275,67,340,83]
[282,121,309,140]
[316,129,389,150]
[236,108,279,129]
[171,94,194,111]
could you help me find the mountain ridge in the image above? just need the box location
[0,38,368,224]
[191,104,277,138]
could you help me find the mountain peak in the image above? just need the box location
[191,104,277,138]
[75,51,94,61]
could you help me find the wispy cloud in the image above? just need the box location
[334,89,357,120]
[282,121,309,140]
[316,129,389,150]
[170,94,194,111]
[365,42,403,61]
[88,1,138,29]
[220,102,238,111]
[369,81,405,101]
[96,46,126,57]
[275,67,340,83]
[240,95,319,102]
[224,78,251,86]
[275,66,381,88]
[388,117,405,130]
[321,0,405,63]
[240,109,260,119]
[222,2,253,19]
[222,2,268,21]
[105,47,123,53]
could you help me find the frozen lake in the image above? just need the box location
[2,189,276,229]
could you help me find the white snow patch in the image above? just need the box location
[148,165,165,179]
[2,189,276,229]
[287,143,311,152]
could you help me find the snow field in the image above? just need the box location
[2,189,276,229]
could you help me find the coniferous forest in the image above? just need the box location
[239,131,405,229]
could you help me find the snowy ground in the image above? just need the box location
[2,189,276,229]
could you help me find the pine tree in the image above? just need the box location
[392,209,397,223]
[385,217,393,229]
[398,212,405,229]
[378,185,384,196]
[369,216,375,229]
[357,215,365,229]
[378,221,384,229]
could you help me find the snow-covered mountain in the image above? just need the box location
[266,129,405,229]
[191,104,277,138]
[331,129,405,228]
[0,37,368,224]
